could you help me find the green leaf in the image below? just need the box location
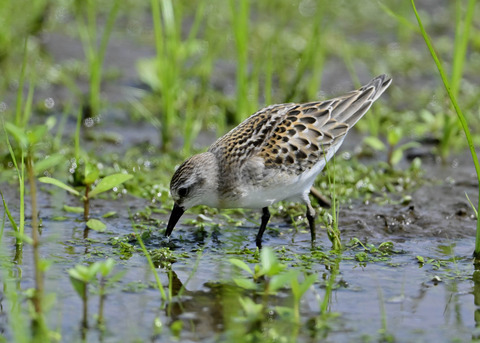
[63,205,84,213]
[269,270,298,292]
[27,125,48,145]
[229,258,253,275]
[416,255,425,263]
[355,252,368,262]
[45,116,56,130]
[239,297,263,317]
[69,276,86,299]
[98,258,116,277]
[390,149,403,166]
[34,153,64,174]
[102,211,117,218]
[89,173,133,197]
[84,163,100,185]
[39,259,53,272]
[11,231,33,245]
[0,190,18,232]
[68,265,89,281]
[106,270,127,286]
[5,122,28,150]
[68,264,98,299]
[39,177,80,196]
[397,142,421,154]
[137,58,161,90]
[233,278,258,290]
[296,274,317,299]
[88,262,102,277]
[363,136,385,151]
[261,247,285,276]
[86,219,106,232]
[387,127,402,146]
[261,247,275,272]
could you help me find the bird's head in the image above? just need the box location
[165,152,219,237]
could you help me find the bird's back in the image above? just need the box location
[209,74,392,179]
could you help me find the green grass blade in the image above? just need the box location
[132,223,167,301]
[230,0,250,121]
[74,107,82,162]
[15,38,28,126]
[411,0,480,256]
[2,119,25,241]
[0,189,18,233]
[451,0,476,97]
[466,192,478,219]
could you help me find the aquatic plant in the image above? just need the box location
[74,0,121,118]
[2,123,25,248]
[230,247,317,323]
[39,169,132,223]
[96,259,125,326]
[69,258,123,330]
[4,93,60,336]
[364,127,420,168]
[323,156,341,250]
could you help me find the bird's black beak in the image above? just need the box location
[165,203,185,237]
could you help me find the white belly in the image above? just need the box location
[216,138,343,209]
[229,159,327,209]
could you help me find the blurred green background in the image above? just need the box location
[1,0,478,162]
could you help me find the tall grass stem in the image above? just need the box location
[411,0,480,258]
[133,224,167,301]
[451,0,476,98]
[230,0,250,122]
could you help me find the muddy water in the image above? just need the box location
[1,148,479,342]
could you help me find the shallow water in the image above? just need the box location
[1,122,478,342]
[1,149,479,342]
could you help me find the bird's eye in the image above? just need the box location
[178,187,189,197]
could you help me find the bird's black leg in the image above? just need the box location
[303,193,316,243]
[256,207,271,248]
[306,208,316,242]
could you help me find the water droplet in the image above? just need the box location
[44,97,55,109]
[84,118,94,127]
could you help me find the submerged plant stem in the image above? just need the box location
[97,278,105,326]
[82,283,88,330]
[27,153,47,337]
[84,184,90,221]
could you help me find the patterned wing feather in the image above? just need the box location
[257,74,392,174]
[209,74,392,178]
[208,103,297,170]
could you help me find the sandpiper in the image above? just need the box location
[166,74,392,247]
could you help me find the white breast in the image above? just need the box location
[225,136,343,209]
